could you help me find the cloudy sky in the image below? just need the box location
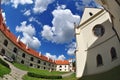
[1,0,100,60]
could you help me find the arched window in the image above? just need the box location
[89,12,93,16]
[13,47,17,53]
[44,62,46,65]
[30,57,34,61]
[97,54,103,67]
[37,60,41,64]
[21,60,24,64]
[30,63,33,66]
[22,53,25,58]
[3,39,8,47]
[1,49,5,55]
[110,47,117,61]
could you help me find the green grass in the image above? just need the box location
[22,73,76,80]
[62,73,76,80]
[13,63,72,80]
[79,65,120,80]
[13,62,67,76]
[0,63,11,77]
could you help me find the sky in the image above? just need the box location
[1,0,101,60]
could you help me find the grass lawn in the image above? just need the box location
[0,62,11,77]
[13,62,67,76]
[22,73,77,80]
[79,65,120,80]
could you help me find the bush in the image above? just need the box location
[27,72,62,79]
[0,58,10,68]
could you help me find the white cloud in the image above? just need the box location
[75,0,102,11]
[45,53,57,60]
[41,8,80,44]
[58,54,66,60]
[67,42,76,55]
[1,0,11,5]
[56,4,66,9]
[41,25,53,41]
[23,10,31,16]
[33,0,54,13]
[45,53,66,60]
[2,11,7,23]
[16,21,41,50]
[11,0,33,8]
[29,17,42,26]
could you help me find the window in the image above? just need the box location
[44,67,46,70]
[59,65,62,68]
[22,53,25,58]
[37,60,41,64]
[49,64,51,66]
[110,47,117,61]
[44,62,46,65]
[89,12,93,16]
[59,69,62,71]
[21,60,24,64]
[30,63,33,66]
[97,54,103,67]
[1,49,5,55]
[115,0,120,6]
[93,24,105,37]
[3,39,8,47]
[37,65,40,68]
[52,65,54,67]
[30,57,34,61]
[13,47,17,53]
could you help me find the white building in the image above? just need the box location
[95,0,120,39]
[55,60,70,72]
[75,8,120,78]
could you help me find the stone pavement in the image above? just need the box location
[0,56,27,80]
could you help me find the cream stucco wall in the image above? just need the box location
[56,64,70,72]
[75,8,120,78]
[96,0,120,39]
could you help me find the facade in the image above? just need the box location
[95,0,120,39]
[75,8,120,78]
[0,10,72,72]
[55,60,70,72]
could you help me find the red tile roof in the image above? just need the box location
[0,12,69,65]
[55,60,69,65]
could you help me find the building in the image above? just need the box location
[75,8,120,78]
[0,9,72,72]
[55,60,70,72]
[95,0,120,39]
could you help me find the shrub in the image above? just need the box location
[0,58,10,68]
[27,72,62,79]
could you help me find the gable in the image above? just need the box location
[80,8,102,25]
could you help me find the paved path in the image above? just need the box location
[61,72,74,78]
[0,56,27,80]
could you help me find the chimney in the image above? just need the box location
[26,43,29,50]
[17,35,20,42]
[39,53,41,56]
[48,57,49,60]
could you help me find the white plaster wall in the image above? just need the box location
[56,65,69,72]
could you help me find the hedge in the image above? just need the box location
[27,72,62,79]
[0,58,10,68]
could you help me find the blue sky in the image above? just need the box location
[1,0,100,60]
